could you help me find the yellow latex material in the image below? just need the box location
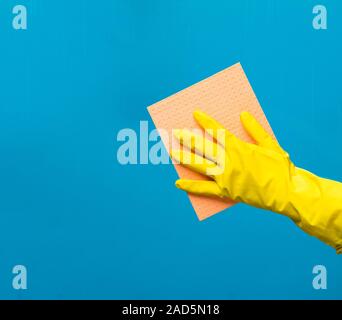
[171,110,342,253]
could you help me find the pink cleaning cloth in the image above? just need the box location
[148,62,276,220]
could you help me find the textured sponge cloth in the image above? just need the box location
[147,62,276,220]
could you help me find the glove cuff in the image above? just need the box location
[288,168,342,252]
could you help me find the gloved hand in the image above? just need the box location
[171,110,342,254]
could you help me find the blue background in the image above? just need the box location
[0,0,341,299]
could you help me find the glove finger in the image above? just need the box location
[175,179,227,198]
[171,149,221,177]
[240,111,285,154]
[193,110,232,145]
[173,129,225,165]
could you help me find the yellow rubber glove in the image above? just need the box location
[171,110,342,254]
